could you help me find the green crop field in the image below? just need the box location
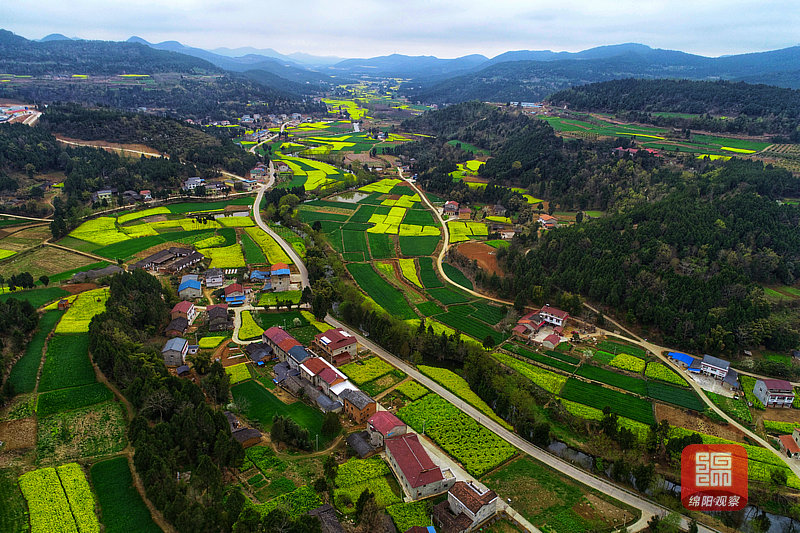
[575,365,648,395]
[0,286,70,308]
[417,257,443,288]
[92,229,212,260]
[166,198,253,214]
[346,263,417,319]
[596,340,647,358]
[706,392,752,424]
[340,357,395,385]
[470,301,507,325]
[504,344,576,373]
[342,230,369,257]
[37,401,126,460]
[402,209,436,226]
[38,334,96,392]
[443,263,473,289]
[297,209,350,223]
[416,301,444,316]
[646,382,705,411]
[37,382,114,417]
[427,287,470,305]
[437,307,504,343]
[493,352,567,393]
[91,457,161,533]
[349,204,379,223]
[399,235,440,256]
[367,233,394,260]
[7,310,64,394]
[241,232,268,263]
[560,378,655,425]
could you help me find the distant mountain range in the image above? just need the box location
[6,30,800,105]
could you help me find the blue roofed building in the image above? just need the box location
[178,279,202,300]
[668,352,696,368]
[250,270,270,282]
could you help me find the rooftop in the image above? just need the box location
[449,481,497,514]
[540,305,568,319]
[369,411,405,436]
[172,301,194,313]
[761,379,794,391]
[702,354,730,370]
[162,337,188,353]
[385,433,443,488]
[779,435,800,455]
[342,389,375,410]
[178,279,202,291]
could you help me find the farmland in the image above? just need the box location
[225,363,252,384]
[54,288,109,333]
[245,226,292,264]
[418,365,511,429]
[644,362,688,386]
[18,465,93,533]
[39,334,96,392]
[37,382,114,417]
[346,262,417,319]
[334,457,401,513]
[340,356,395,385]
[239,311,265,340]
[560,379,656,425]
[90,457,161,533]
[397,394,516,476]
[7,310,64,394]
[492,352,567,394]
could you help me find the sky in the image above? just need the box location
[4,0,800,59]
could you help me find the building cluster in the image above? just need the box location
[668,352,741,392]
[133,247,204,274]
[512,305,569,348]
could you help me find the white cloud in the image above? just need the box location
[4,0,799,58]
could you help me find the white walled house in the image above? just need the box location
[753,379,795,408]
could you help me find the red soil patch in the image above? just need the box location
[461,175,489,184]
[655,404,746,442]
[457,241,503,277]
[63,283,99,294]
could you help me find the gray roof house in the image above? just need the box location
[162,338,189,367]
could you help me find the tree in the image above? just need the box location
[323,455,337,480]
[513,292,526,314]
[312,220,322,232]
[38,275,49,287]
[321,412,341,437]
[355,490,374,522]
[575,211,584,224]
[482,335,496,351]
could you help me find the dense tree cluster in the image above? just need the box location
[548,79,800,139]
[501,163,800,353]
[40,104,259,175]
[88,270,245,533]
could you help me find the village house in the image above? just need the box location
[57,299,71,311]
[700,354,730,380]
[245,343,273,365]
[313,328,357,366]
[162,338,188,367]
[168,251,204,273]
[340,389,376,424]
[778,428,800,460]
[205,268,224,288]
[434,481,498,533]
[224,283,246,305]
[171,301,197,325]
[178,278,203,300]
[538,214,558,229]
[164,317,189,337]
[140,190,152,200]
[207,303,232,332]
[367,411,407,447]
[541,333,561,350]
[458,207,472,220]
[263,327,309,368]
[385,433,455,500]
[492,204,507,217]
[269,263,291,292]
[539,305,569,327]
[93,189,114,202]
[753,379,795,408]
[183,177,205,191]
[444,201,459,214]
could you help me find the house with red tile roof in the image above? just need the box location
[542,333,561,350]
[538,214,557,229]
[539,305,569,327]
[313,328,357,366]
[171,301,197,325]
[385,433,454,500]
[367,411,407,447]
[778,430,800,459]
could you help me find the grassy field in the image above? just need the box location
[38,333,96,392]
[0,246,98,280]
[231,380,329,444]
[398,235,440,256]
[0,286,70,308]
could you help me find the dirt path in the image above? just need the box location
[43,241,111,263]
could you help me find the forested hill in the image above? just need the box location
[401,102,678,212]
[39,104,257,173]
[499,159,800,355]
[0,29,218,75]
[548,79,800,138]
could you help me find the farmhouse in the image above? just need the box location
[169,251,204,273]
[263,327,309,368]
[385,433,455,500]
[541,333,561,350]
[753,379,795,408]
[313,328,357,366]
[700,354,730,380]
[205,268,224,288]
[140,190,152,200]
[539,305,569,327]
[778,429,800,459]
[207,303,231,331]
[308,504,344,533]
[224,283,246,305]
[57,299,71,311]
[444,201,459,214]
[367,411,407,447]
[270,263,292,292]
[538,214,557,229]
[162,338,188,367]
[94,189,114,201]
[171,301,197,325]
[434,481,498,533]
[178,279,203,300]
[245,343,273,364]
[492,204,507,217]
[183,177,205,191]
[340,389,376,424]
[458,207,472,220]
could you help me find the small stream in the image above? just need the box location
[545,439,799,532]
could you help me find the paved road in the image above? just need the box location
[251,161,309,289]
[325,316,722,533]
[0,212,51,222]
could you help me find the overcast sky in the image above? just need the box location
[5,0,800,59]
